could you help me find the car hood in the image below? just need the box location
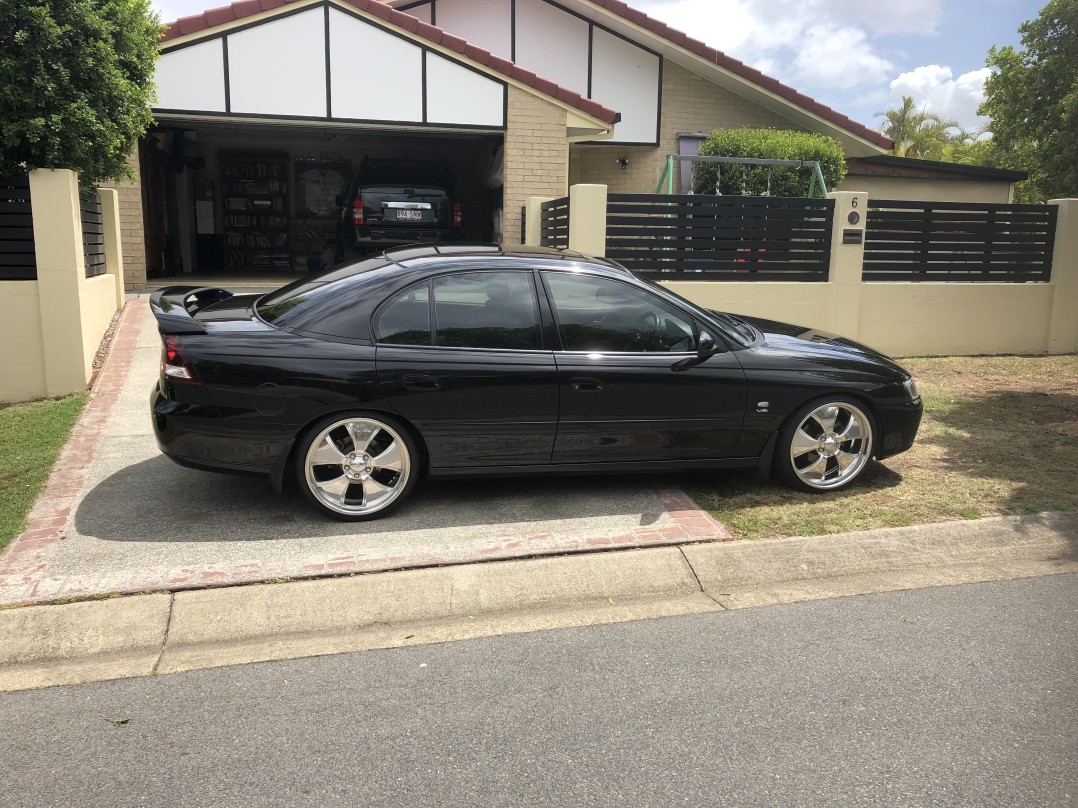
[728,313,909,378]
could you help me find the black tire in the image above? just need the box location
[295,412,420,521]
[776,395,876,493]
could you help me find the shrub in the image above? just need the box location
[693,128,847,197]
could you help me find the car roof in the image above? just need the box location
[382,243,632,274]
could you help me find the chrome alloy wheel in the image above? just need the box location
[303,417,411,516]
[788,402,873,490]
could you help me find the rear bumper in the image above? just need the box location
[876,398,923,459]
[352,226,459,245]
[151,386,283,477]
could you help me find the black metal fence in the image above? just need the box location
[604,194,834,280]
[80,193,107,279]
[0,175,36,280]
[540,196,570,250]
[864,200,1057,282]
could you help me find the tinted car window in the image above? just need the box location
[257,256,392,326]
[543,273,697,353]
[376,282,431,346]
[433,272,541,350]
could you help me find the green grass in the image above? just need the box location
[0,395,87,551]
[688,355,1078,540]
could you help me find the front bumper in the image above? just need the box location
[876,397,923,459]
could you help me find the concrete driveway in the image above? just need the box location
[0,298,729,606]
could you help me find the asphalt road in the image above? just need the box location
[2,575,1076,808]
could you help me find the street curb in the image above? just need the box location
[1,512,1076,692]
[0,594,171,691]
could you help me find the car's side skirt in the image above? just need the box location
[428,457,759,478]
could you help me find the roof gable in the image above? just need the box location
[159,0,617,128]
[386,0,890,153]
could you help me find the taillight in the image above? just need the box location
[352,199,365,226]
[452,202,462,228]
[161,334,201,384]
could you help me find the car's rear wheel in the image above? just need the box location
[777,397,875,493]
[297,413,418,520]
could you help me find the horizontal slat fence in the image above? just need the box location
[0,175,36,280]
[605,194,834,280]
[864,199,1056,282]
[540,196,569,250]
[80,193,106,279]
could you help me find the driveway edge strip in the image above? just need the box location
[0,301,143,598]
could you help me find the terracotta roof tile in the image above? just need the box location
[204,5,237,26]
[413,20,440,43]
[158,0,618,125]
[464,43,490,64]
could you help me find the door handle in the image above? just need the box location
[570,376,603,392]
[402,374,441,391]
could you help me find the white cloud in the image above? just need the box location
[793,26,894,89]
[889,65,992,129]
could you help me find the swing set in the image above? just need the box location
[654,154,829,198]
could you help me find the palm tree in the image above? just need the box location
[875,96,959,160]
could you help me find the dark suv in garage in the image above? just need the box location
[337,158,461,257]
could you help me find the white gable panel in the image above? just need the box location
[514,0,589,97]
[590,28,659,143]
[426,53,504,127]
[329,9,423,121]
[155,39,226,112]
[435,0,511,57]
[403,2,432,24]
[228,9,327,117]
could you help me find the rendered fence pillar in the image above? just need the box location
[825,191,868,339]
[98,187,126,310]
[29,169,90,398]
[1047,199,1078,354]
[525,196,554,247]
[567,183,608,257]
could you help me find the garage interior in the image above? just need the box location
[140,120,505,279]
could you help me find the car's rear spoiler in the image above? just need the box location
[149,287,233,335]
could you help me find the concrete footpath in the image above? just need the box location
[2,510,1076,693]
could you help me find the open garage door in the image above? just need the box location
[142,120,504,275]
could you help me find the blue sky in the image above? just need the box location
[152,0,1044,135]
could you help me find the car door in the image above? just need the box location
[541,271,748,464]
[375,270,558,470]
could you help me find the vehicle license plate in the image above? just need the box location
[396,209,423,221]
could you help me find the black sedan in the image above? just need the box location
[150,245,922,520]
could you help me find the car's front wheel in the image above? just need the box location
[296,413,419,520]
[777,397,875,493]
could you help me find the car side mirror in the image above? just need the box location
[697,330,717,357]
[672,330,719,372]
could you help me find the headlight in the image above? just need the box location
[903,378,920,400]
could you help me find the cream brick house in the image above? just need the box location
[114,0,891,289]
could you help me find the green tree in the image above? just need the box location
[980,0,1078,200]
[0,0,159,187]
[875,96,959,160]
[692,128,846,197]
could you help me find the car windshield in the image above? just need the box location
[633,274,755,347]
[256,256,392,325]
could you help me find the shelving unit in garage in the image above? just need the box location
[221,153,292,270]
